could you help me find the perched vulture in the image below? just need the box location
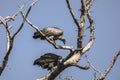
[33,53,62,71]
[33,27,66,44]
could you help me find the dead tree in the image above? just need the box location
[0,0,120,80]
[20,0,120,80]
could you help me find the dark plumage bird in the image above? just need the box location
[33,27,66,44]
[33,53,62,71]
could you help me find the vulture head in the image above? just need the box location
[33,53,62,71]
[33,27,66,44]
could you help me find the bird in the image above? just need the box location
[33,53,62,71]
[33,27,66,44]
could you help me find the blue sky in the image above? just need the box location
[0,0,120,80]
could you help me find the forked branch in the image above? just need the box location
[35,0,94,80]
[98,50,120,80]
[85,50,120,80]
[0,0,38,76]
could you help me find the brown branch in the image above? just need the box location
[98,50,120,80]
[20,11,74,52]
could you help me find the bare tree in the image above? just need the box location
[0,0,39,76]
[20,0,120,80]
[0,0,120,80]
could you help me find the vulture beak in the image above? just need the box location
[62,38,66,45]
[59,36,66,45]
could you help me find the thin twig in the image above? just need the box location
[85,55,102,75]
[12,0,39,39]
[72,64,90,70]
[0,4,24,24]
[86,0,94,9]
[98,50,120,80]
[66,0,80,28]
[0,18,13,76]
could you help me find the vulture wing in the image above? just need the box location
[41,53,62,60]
[43,27,63,37]
[33,53,62,70]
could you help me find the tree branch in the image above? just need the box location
[20,11,74,52]
[72,64,90,70]
[81,10,95,55]
[98,50,120,80]
[0,17,13,76]
[12,0,39,39]
[85,55,102,75]
[66,0,80,28]
[85,50,120,80]
[32,0,94,79]
[0,4,24,24]
[64,0,94,66]
[0,0,39,76]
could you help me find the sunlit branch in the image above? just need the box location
[0,17,13,76]
[34,0,95,80]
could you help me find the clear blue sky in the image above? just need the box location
[0,0,120,80]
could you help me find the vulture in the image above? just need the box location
[33,53,62,71]
[33,27,66,44]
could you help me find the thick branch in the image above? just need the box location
[64,0,94,65]
[81,10,95,55]
[37,64,68,80]
[35,0,94,80]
